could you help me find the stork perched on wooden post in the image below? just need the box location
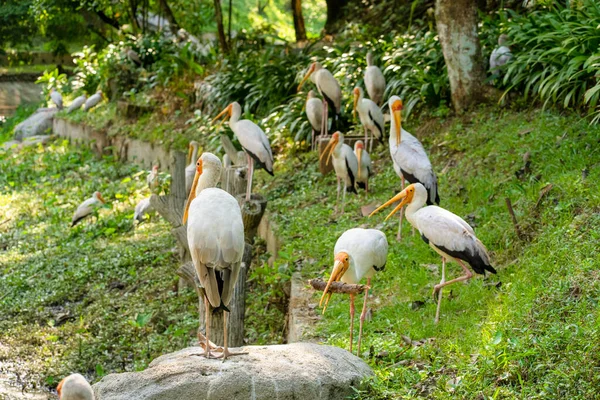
[297,62,342,139]
[353,86,384,152]
[388,96,439,240]
[320,131,358,214]
[364,52,386,106]
[370,183,496,323]
[320,228,388,356]
[213,102,274,202]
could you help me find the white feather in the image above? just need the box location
[229,102,274,173]
[134,197,153,222]
[66,95,87,113]
[306,94,323,132]
[84,92,102,111]
[58,373,94,400]
[334,228,388,284]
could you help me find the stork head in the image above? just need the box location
[319,131,341,166]
[388,96,403,146]
[183,152,222,225]
[297,62,319,92]
[369,183,425,221]
[352,87,362,119]
[307,90,316,100]
[354,140,364,179]
[152,165,159,173]
[94,191,106,204]
[57,374,94,400]
[319,251,350,314]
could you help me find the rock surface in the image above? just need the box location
[93,343,373,400]
[14,108,57,140]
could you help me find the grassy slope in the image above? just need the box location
[264,108,600,398]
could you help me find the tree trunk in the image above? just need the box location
[213,0,230,53]
[291,0,307,42]
[228,0,233,42]
[158,0,180,31]
[324,0,349,34]
[435,0,486,112]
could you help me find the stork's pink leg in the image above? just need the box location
[341,183,347,214]
[335,176,341,214]
[434,258,446,324]
[349,294,355,354]
[432,259,473,299]
[321,100,327,139]
[357,278,370,357]
[245,154,254,202]
[364,126,368,150]
[217,311,247,361]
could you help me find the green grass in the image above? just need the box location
[263,107,600,398]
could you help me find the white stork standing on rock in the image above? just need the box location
[186,141,200,195]
[298,62,342,139]
[213,101,274,201]
[183,152,246,360]
[84,90,103,111]
[370,183,496,323]
[320,228,388,356]
[305,90,323,151]
[388,96,439,240]
[364,52,386,106]
[320,131,358,214]
[71,191,106,227]
[57,373,94,400]
[353,86,385,152]
[354,140,371,193]
[50,88,63,109]
[66,94,86,113]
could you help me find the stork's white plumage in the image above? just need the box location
[185,141,200,195]
[298,62,342,138]
[388,96,439,240]
[370,183,496,323]
[71,191,105,227]
[57,373,94,400]
[84,90,103,111]
[50,88,63,109]
[353,87,385,152]
[364,52,386,106]
[320,228,388,356]
[305,90,323,151]
[320,132,358,214]
[213,102,274,201]
[183,152,245,360]
[490,34,512,74]
[66,95,87,113]
[354,140,372,193]
[147,165,159,193]
[133,197,153,223]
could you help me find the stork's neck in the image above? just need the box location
[229,105,242,130]
[356,91,366,113]
[332,139,344,156]
[195,168,221,195]
[404,195,427,226]
[389,124,401,145]
[191,145,199,162]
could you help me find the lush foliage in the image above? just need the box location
[263,108,600,398]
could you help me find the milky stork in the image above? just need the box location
[57,373,94,400]
[66,94,86,113]
[305,90,323,151]
[183,152,246,360]
[370,183,496,323]
[354,140,371,193]
[320,228,388,356]
[213,102,274,201]
[388,96,439,240]
[320,131,358,214]
[185,141,200,195]
[71,191,106,227]
[364,52,386,106]
[353,86,384,152]
[297,62,342,139]
[84,90,103,111]
[133,197,153,224]
[490,34,512,75]
[147,165,159,194]
[50,88,63,109]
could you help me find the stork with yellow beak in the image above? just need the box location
[370,183,496,323]
[185,141,200,195]
[183,152,245,360]
[388,96,440,240]
[353,87,384,152]
[354,140,371,193]
[71,191,106,227]
[320,228,388,356]
[320,132,358,214]
[297,62,342,138]
[213,102,274,202]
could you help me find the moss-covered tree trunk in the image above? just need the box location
[435,0,485,112]
[213,0,229,53]
[292,0,307,42]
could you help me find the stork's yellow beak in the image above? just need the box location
[392,99,403,146]
[319,135,339,165]
[369,185,414,221]
[183,158,203,224]
[353,88,359,119]
[356,147,362,180]
[98,194,106,204]
[212,104,232,130]
[319,258,349,314]
[297,64,316,92]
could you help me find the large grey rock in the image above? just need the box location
[93,343,373,400]
[14,108,57,140]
